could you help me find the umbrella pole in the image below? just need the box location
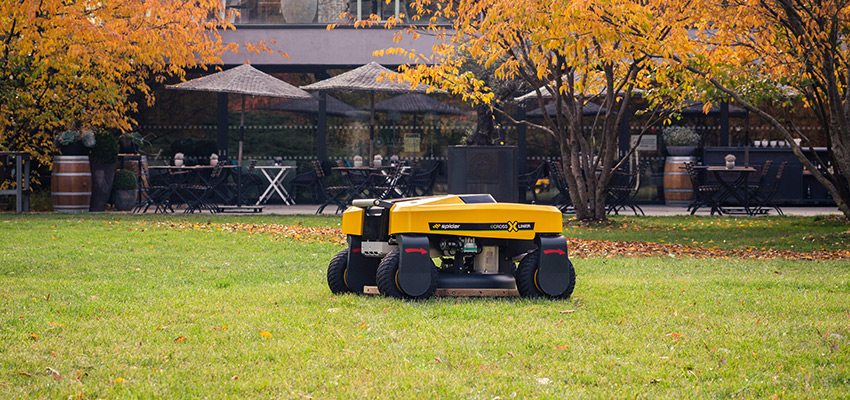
[238,94,245,207]
[369,91,375,162]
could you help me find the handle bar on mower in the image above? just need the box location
[351,198,394,209]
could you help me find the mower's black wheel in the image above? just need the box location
[327,249,354,294]
[376,249,438,300]
[515,251,575,299]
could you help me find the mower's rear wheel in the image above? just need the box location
[515,251,575,299]
[327,249,353,294]
[376,249,438,300]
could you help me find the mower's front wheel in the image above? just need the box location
[327,249,353,294]
[515,251,575,299]
[376,249,437,300]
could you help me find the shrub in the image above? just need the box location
[90,133,119,163]
[663,126,700,146]
[112,169,137,190]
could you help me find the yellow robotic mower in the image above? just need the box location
[326,194,575,300]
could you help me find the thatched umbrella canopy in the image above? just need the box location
[301,62,440,159]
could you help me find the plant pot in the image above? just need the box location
[89,162,116,212]
[112,189,137,211]
[666,146,697,156]
[118,136,139,154]
[60,142,88,156]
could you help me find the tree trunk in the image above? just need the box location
[466,103,495,146]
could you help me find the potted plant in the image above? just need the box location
[117,131,146,154]
[56,129,96,155]
[663,126,700,156]
[89,132,119,211]
[112,169,137,211]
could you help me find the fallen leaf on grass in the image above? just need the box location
[559,310,576,314]
[29,333,38,341]
[17,372,32,377]
[114,377,125,384]
[259,331,273,338]
[46,367,61,381]
[536,377,551,385]
[667,332,684,338]
[174,336,187,342]
[554,345,570,350]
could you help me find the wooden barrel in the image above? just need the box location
[663,156,695,205]
[52,155,92,213]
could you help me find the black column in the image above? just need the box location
[317,90,328,162]
[217,93,229,161]
[618,106,630,158]
[517,107,527,174]
[720,101,729,146]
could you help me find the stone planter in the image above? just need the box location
[666,146,697,156]
[89,162,116,212]
[447,146,518,202]
[59,142,88,156]
[112,189,137,211]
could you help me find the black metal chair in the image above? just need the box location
[547,160,574,213]
[184,164,227,214]
[750,161,786,215]
[683,161,722,215]
[405,161,441,197]
[314,160,352,214]
[518,161,548,203]
[606,162,647,216]
[370,162,409,200]
[290,167,321,204]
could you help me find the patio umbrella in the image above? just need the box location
[365,92,466,155]
[526,101,607,117]
[369,93,465,116]
[262,93,364,117]
[301,62,439,160]
[167,63,312,207]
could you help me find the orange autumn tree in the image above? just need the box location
[0,0,246,171]
[366,0,690,221]
[664,0,850,218]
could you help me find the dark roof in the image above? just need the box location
[167,64,311,99]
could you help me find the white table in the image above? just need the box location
[255,165,297,205]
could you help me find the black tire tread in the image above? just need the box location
[376,249,438,300]
[327,249,353,294]
[515,251,575,299]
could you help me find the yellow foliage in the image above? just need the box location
[0,0,237,177]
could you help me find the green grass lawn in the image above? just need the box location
[1,214,848,398]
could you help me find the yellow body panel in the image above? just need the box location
[341,206,365,236]
[341,195,562,240]
[389,196,562,240]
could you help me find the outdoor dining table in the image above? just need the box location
[254,165,297,205]
[144,165,236,213]
[700,165,758,215]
